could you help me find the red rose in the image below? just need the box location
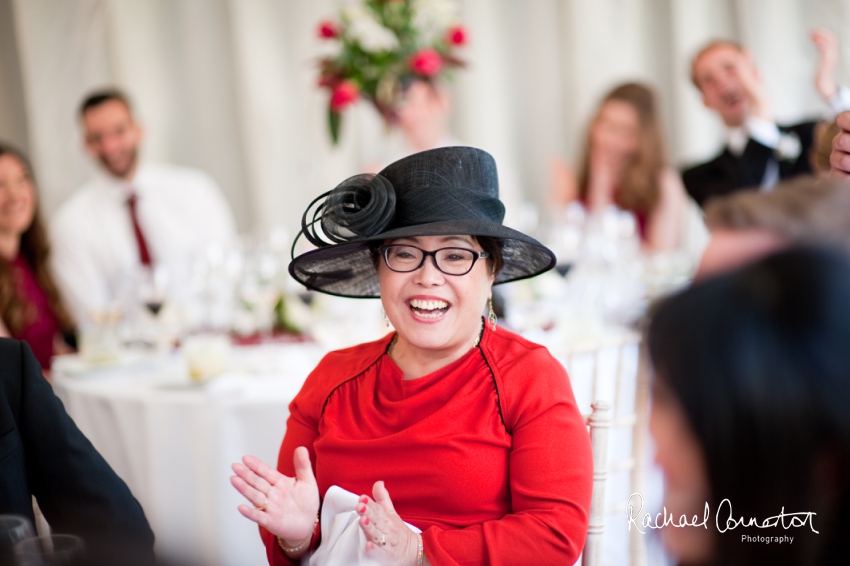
[446,25,467,46]
[409,48,443,77]
[330,81,359,111]
[317,20,339,39]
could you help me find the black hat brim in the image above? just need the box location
[289,219,556,298]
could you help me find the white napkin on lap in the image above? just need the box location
[309,485,421,566]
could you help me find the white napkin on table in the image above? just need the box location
[309,486,421,566]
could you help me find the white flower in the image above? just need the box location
[411,0,460,44]
[775,131,802,162]
[341,5,399,53]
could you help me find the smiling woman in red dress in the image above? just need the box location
[231,147,593,566]
[0,144,75,373]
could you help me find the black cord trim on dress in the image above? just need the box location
[320,351,386,417]
[478,332,508,432]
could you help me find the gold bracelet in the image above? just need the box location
[277,518,319,554]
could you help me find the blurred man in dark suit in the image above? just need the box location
[0,339,155,565]
[683,30,849,207]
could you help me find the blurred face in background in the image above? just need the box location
[649,380,714,564]
[0,154,36,241]
[590,100,640,163]
[82,99,142,180]
[397,81,451,149]
[693,44,757,128]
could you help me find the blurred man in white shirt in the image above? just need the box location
[50,89,237,325]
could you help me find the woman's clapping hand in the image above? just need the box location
[230,447,320,548]
[357,481,425,566]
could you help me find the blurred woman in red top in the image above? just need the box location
[0,143,75,373]
[231,147,593,565]
[551,83,688,252]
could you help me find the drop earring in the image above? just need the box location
[382,307,391,328]
[488,297,497,331]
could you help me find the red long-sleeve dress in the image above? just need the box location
[263,323,593,565]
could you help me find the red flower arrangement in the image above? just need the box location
[316,0,468,145]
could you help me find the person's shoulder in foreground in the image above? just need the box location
[0,338,156,566]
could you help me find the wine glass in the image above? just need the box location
[14,534,85,565]
[547,202,584,277]
[135,265,171,351]
[139,264,169,317]
[235,241,282,339]
[0,515,35,565]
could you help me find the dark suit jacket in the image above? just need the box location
[682,121,817,207]
[0,339,155,565]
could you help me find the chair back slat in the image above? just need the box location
[561,332,648,566]
[582,400,610,566]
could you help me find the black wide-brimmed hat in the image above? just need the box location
[289,146,556,298]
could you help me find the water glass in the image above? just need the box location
[182,334,231,382]
[14,534,85,565]
[78,309,122,364]
[0,515,35,565]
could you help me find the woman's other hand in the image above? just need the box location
[231,447,320,547]
[586,148,618,210]
[357,481,424,566]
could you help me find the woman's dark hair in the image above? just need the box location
[0,143,75,335]
[369,236,504,276]
[476,236,505,275]
[647,246,850,565]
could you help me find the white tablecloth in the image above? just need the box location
[52,343,327,566]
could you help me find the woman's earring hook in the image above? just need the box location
[488,297,497,331]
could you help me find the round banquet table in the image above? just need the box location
[51,342,327,566]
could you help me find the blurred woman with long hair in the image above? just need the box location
[551,82,687,251]
[0,143,75,371]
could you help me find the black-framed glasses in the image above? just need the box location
[380,244,490,276]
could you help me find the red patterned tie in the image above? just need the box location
[126,192,152,266]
